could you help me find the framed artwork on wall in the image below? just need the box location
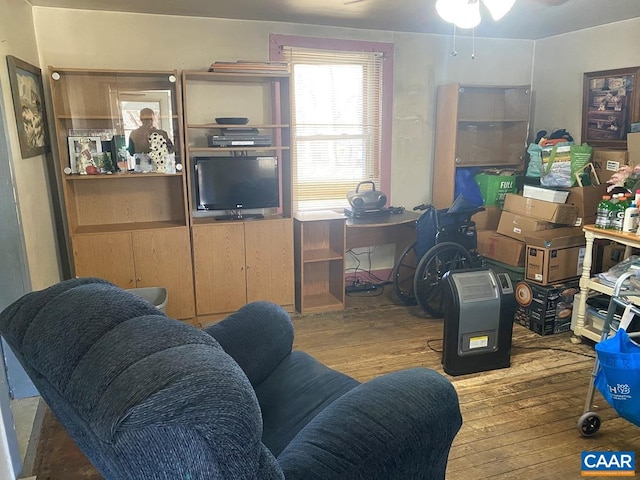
[6,55,50,158]
[582,66,640,148]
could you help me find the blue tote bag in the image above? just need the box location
[595,305,640,427]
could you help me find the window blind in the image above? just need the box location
[281,46,384,212]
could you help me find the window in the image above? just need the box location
[270,35,393,212]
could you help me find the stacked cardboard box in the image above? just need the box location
[476,193,580,273]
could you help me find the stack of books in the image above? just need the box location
[209,61,290,74]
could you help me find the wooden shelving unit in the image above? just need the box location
[182,69,294,318]
[294,211,346,314]
[48,67,195,321]
[432,83,531,209]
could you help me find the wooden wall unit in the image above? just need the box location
[182,70,294,319]
[49,67,195,321]
[432,83,531,209]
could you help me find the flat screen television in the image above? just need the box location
[194,156,279,216]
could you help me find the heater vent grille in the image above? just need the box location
[455,274,497,302]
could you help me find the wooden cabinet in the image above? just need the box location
[432,83,531,209]
[294,211,346,314]
[192,218,294,317]
[73,228,195,320]
[48,68,194,320]
[183,69,294,318]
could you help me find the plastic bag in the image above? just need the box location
[595,305,640,427]
[540,144,572,188]
[454,168,484,208]
[570,143,593,184]
[526,143,542,178]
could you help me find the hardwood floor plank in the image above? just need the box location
[34,293,640,479]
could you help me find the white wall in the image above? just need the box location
[0,0,61,292]
[32,8,534,210]
[532,18,640,145]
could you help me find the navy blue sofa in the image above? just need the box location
[0,277,462,479]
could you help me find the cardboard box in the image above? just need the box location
[503,193,579,225]
[601,243,627,272]
[474,172,518,207]
[565,183,609,226]
[477,230,526,267]
[524,227,586,285]
[522,185,569,204]
[514,280,579,335]
[497,210,555,241]
[592,148,628,177]
[629,132,640,165]
[473,205,502,230]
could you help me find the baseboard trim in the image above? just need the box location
[20,398,46,478]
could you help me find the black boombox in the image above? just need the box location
[347,181,387,211]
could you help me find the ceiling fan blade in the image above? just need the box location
[529,0,570,5]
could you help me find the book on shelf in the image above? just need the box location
[208,61,290,74]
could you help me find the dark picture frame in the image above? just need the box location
[582,66,640,148]
[6,55,50,158]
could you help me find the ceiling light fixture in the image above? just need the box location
[436,0,516,29]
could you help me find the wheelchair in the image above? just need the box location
[392,197,485,317]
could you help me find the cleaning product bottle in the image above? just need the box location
[623,201,639,233]
[595,195,612,229]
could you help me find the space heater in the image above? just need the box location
[441,268,516,376]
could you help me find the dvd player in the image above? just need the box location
[344,207,392,218]
[207,135,272,147]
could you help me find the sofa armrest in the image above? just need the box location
[205,301,294,386]
[277,368,462,480]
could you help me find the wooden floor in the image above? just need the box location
[33,288,640,479]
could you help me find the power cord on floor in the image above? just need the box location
[424,339,596,359]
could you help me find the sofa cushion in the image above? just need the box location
[255,351,359,456]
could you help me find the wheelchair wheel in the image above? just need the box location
[392,241,418,305]
[413,242,471,318]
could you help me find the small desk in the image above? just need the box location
[345,211,420,259]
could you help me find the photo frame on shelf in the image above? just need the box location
[6,55,50,158]
[582,67,640,148]
[68,136,102,174]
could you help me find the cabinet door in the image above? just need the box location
[192,223,247,315]
[131,228,195,320]
[72,233,135,287]
[244,218,294,308]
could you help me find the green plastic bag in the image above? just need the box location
[570,143,594,185]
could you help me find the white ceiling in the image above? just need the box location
[27,0,640,40]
